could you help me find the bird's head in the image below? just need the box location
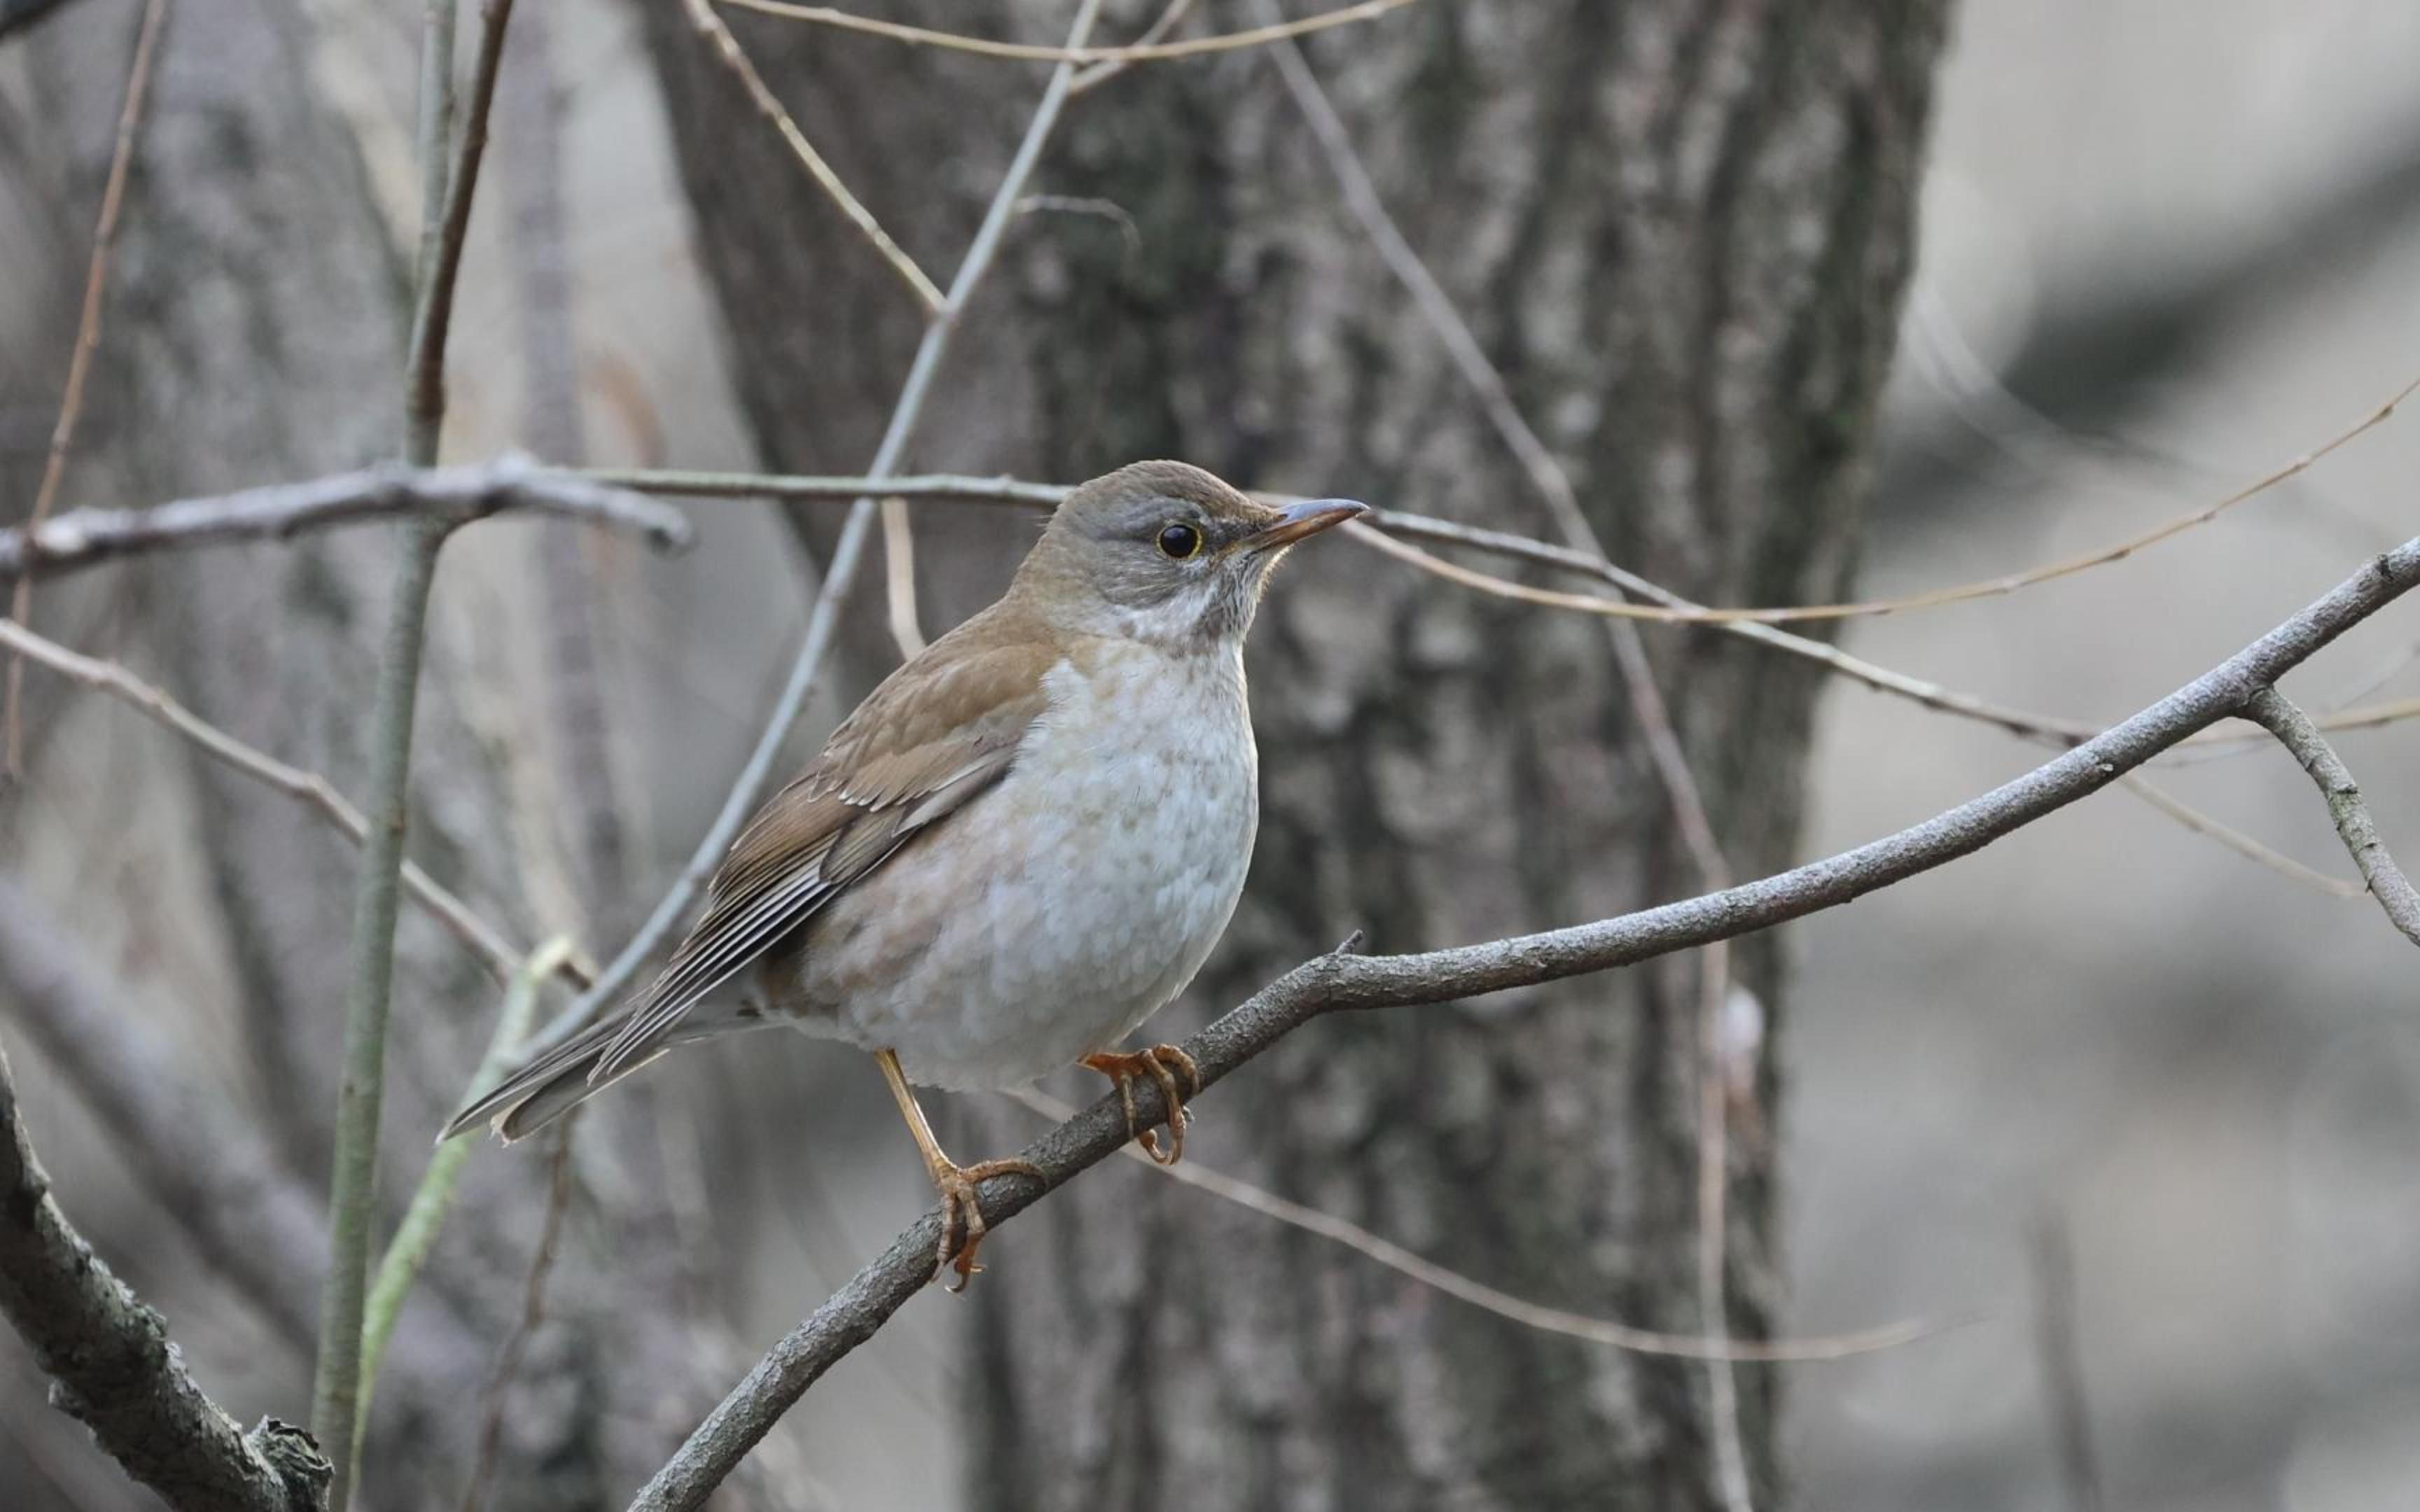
[1015,460,1365,650]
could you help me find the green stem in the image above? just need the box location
[310,3,482,1506]
[354,938,571,1462]
[307,514,447,1510]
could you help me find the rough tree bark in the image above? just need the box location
[640,2,1945,1506]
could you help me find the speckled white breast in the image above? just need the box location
[770,640,1258,1089]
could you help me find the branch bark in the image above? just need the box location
[632,535,2420,1508]
[310,2,517,1501]
[0,458,692,581]
[2242,685,2420,947]
[0,940,333,1511]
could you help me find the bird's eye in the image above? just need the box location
[1156,522,1202,560]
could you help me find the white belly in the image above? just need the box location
[775,645,1258,1088]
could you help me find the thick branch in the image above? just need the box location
[0,457,693,581]
[2242,686,2420,947]
[0,919,332,1510]
[633,537,2420,1508]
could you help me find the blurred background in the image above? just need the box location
[2,1,2418,1508]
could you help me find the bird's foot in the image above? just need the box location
[932,1156,1043,1292]
[1080,1044,1199,1166]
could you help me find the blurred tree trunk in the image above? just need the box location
[0,4,712,1507]
[646,1,1943,1505]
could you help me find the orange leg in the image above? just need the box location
[875,1049,1040,1290]
[1080,1044,1200,1166]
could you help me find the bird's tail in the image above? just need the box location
[439,997,774,1144]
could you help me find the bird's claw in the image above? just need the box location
[1082,1044,1199,1166]
[933,1156,1042,1292]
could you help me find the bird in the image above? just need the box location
[444,460,1365,1286]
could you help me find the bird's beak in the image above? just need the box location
[1248,498,1368,550]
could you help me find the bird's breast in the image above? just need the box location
[788,640,1260,1088]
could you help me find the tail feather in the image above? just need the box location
[440,999,774,1144]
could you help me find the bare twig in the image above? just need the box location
[1339,355,2408,625]
[0,882,334,1512]
[312,4,517,1502]
[679,0,945,312]
[355,939,574,1467]
[723,0,1414,63]
[5,0,169,776]
[2029,1208,2105,1512]
[1068,0,1197,94]
[1006,1090,1956,1362]
[2117,773,2364,897]
[0,458,693,581]
[577,466,2420,754]
[534,0,1108,1054]
[879,495,925,657]
[0,617,590,990]
[459,1119,578,1512]
[630,536,2420,1510]
[2242,687,2420,947]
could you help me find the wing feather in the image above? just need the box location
[591,620,1057,1079]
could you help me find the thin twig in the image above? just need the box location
[679,0,945,313]
[1341,515,2096,746]
[5,0,169,776]
[312,4,517,1502]
[723,0,1414,63]
[0,617,591,990]
[879,494,925,657]
[2242,687,2420,948]
[0,457,693,580]
[1006,1090,1955,1362]
[1068,0,1197,94]
[1340,355,2408,624]
[355,939,575,1469]
[459,1118,578,1512]
[630,536,2420,1510]
[2117,773,2364,897]
[2029,1208,2106,1512]
[574,465,2420,754]
[531,0,1108,1055]
[0,950,333,1511]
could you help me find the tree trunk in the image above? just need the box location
[644,3,1945,1505]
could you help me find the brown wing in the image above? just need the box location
[591,618,1057,1078]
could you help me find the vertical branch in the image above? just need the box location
[4,0,169,777]
[459,1122,578,1512]
[354,939,574,1463]
[307,4,516,1506]
[536,0,1107,1052]
[2029,1208,2106,1512]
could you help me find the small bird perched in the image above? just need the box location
[445,461,1364,1284]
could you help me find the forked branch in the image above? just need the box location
[2243,686,2420,947]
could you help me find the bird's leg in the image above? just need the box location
[1080,1044,1199,1166]
[875,1049,1041,1291]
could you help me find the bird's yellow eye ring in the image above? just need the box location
[1156,522,1203,559]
